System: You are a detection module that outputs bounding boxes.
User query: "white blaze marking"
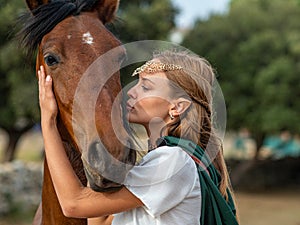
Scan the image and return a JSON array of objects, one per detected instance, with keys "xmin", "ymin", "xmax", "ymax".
[
  {"xmin": 67, "ymin": 34, "xmax": 72, "ymax": 39},
  {"xmin": 82, "ymin": 32, "xmax": 94, "ymax": 45}
]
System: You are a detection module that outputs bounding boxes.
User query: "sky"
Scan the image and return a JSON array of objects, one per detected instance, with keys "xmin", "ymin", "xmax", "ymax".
[{"xmin": 172, "ymin": 0, "xmax": 231, "ymax": 28}]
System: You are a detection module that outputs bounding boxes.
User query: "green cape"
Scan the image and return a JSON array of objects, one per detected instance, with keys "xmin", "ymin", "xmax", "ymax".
[{"xmin": 158, "ymin": 136, "xmax": 239, "ymax": 225}]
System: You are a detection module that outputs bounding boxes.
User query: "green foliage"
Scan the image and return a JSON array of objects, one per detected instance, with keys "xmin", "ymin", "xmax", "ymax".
[
  {"xmin": 182, "ymin": 0, "xmax": 300, "ymax": 145},
  {"xmin": 115, "ymin": 0, "xmax": 178, "ymax": 42},
  {"xmin": 0, "ymin": 0, "xmax": 38, "ymax": 132},
  {"xmin": 111, "ymin": 0, "xmax": 179, "ymax": 85}
]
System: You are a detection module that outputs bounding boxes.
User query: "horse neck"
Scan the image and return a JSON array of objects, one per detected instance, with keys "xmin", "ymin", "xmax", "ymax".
[
  {"xmin": 41, "ymin": 116, "xmax": 87, "ymax": 225},
  {"xmin": 56, "ymin": 115, "xmax": 87, "ymax": 184}
]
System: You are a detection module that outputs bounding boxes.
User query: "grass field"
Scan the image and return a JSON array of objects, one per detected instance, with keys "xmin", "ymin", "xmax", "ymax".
[{"xmin": 0, "ymin": 130, "xmax": 300, "ymax": 225}]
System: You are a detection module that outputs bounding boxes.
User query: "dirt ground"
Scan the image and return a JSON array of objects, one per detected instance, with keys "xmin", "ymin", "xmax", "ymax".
[{"xmin": 236, "ymin": 190, "xmax": 300, "ymax": 225}]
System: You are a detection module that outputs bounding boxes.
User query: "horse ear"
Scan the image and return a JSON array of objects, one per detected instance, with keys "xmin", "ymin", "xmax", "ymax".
[
  {"xmin": 26, "ymin": 0, "xmax": 50, "ymax": 11},
  {"xmin": 93, "ymin": 0, "xmax": 120, "ymax": 24}
]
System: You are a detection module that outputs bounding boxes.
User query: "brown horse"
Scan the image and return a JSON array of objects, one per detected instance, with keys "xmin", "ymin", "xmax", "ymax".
[{"xmin": 18, "ymin": 0, "xmax": 136, "ymax": 224}]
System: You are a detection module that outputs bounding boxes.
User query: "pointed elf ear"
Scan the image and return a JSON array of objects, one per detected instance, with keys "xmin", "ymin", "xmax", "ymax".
[
  {"xmin": 25, "ymin": 0, "xmax": 50, "ymax": 11},
  {"xmin": 93, "ymin": 0, "xmax": 120, "ymax": 24},
  {"xmin": 169, "ymin": 98, "xmax": 192, "ymax": 118}
]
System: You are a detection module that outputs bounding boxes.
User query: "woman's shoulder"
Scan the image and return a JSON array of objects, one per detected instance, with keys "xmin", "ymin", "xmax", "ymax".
[
  {"xmin": 124, "ymin": 145, "xmax": 197, "ymax": 186},
  {"xmin": 138, "ymin": 145, "xmax": 197, "ymax": 179},
  {"xmin": 141, "ymin": 145, "xmax": 192, "ymax": 165}
]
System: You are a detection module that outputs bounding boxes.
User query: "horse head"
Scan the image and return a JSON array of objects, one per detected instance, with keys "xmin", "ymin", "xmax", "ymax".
[{"xmin": 21, "ymin": 0, "xmax": 136, "ymax": 192}]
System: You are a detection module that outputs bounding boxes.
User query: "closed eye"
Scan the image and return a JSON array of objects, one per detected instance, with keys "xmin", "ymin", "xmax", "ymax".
[{"xmin": 141, "ymin": 84, "xmax": 149, "ymax": 91}]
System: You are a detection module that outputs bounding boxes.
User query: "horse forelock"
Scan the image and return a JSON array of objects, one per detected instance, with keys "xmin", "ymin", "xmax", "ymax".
[{"xmin": 18, "ymin": 0, "xmax": 97, "ymax": 59}]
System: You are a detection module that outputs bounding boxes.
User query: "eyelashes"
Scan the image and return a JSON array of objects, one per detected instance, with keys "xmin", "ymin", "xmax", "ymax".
[{"xmin": 141, "ymin": 85, "xmax": 149, "ymax": 91}]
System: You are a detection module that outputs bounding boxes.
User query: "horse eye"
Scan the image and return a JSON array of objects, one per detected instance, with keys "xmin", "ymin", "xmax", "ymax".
[{"xmin": 44, "ymin": 55, "xmax": 59, "ymax": 66}]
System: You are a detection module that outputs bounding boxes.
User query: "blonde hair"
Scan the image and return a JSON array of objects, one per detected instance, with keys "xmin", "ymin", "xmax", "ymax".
[{"xmin": 154, "ymin": 50, "xmax": 234, "ymax": 201}]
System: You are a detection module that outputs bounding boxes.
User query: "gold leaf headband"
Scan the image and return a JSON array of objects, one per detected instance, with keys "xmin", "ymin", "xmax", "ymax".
[{"xmin": 132, "ymin": 61, "xmax": 183, "ymax": 76}]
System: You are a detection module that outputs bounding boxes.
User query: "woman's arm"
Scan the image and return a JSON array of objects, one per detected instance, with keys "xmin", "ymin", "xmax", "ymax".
[
  {"xmin": 38, "ymin": 66, "xmax": 143, "ymax": 218},
  {"xmin": 87, "ymin": 182, "xmax": 114, "ymax": 225}
]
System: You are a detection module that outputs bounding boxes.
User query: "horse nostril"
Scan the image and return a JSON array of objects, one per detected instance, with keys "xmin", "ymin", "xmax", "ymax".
[
  {"xmin": 83, "ymin": 140, "xmax": 135, "ymax": 190},
  {"xmin": 83, "ymin": 153, "xmax": 123, "ymax": 192},
  {"xmin": 87, "ymin": 141, "xmax": 102, "ymax": 166}
]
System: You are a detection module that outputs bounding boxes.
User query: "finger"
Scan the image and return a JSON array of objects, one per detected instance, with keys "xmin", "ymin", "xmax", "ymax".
[
  {"xmin": 40, "ymin": 66, "xmax": 47, "ymax": 97},
  {"xmin": 40, "ymin": 65, "xmax": 45, "ymax": 76},
  {"xmin": 38, "ymin": 70, "xmax": 41, "ymax": 89},
  {"xmin": 38, "ymin": 66, "xmax": 50, "ymax": 102},
  {"xmin": 40, "ymin": 66, "xmax": 45, "ymax": 86},
  {"xmin": 38, "ymin": 70, "xmax": 44, "ymax": 101},
  {"xmin": 45, "ymin": 75, "xmax": 52, "ymax": 89},
  {"xmin": 38, "ymin": 70, "xmax": 40, "ymax": 82},
  {"xmin": 45, "ymin": 75, "xmax": 55, "ymax": 99}
]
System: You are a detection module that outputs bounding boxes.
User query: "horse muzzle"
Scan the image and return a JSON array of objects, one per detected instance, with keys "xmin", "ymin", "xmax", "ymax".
[{"xmin": 82, "ymin": 140, "xmax": 136, "ymax": 192}]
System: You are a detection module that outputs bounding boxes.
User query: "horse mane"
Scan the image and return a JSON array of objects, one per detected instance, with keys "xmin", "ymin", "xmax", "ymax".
[{"xmin": 18, "ymin": 0, "xmax": 97, "ymax": 59}]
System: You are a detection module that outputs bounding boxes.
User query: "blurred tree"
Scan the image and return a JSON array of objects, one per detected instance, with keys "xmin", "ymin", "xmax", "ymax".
[
  {"xmin": 0, "ymin": 0, "xmax": 38, "ymax": 162},
  {"xmin": 182, "ymin": 0, "xmax": 300, "ymax": 158},
  {"xmin": 109, "ymin": 0, "xmax": 179, "ymax": 85},
  {"xmin": 114, "ymin": 0, "xmax": 178, "ymax": 42}
]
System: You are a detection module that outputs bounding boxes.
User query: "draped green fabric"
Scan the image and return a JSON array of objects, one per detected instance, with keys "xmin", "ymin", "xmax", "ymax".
[{"xmin": 158, "ymin": 136, "xmax": 239, "ymax": 225}]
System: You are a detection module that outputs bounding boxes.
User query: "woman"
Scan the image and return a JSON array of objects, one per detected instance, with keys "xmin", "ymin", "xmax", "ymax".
[{"xmin": 38, "ymin": 50, "xmax": 238, "ymax": 225}]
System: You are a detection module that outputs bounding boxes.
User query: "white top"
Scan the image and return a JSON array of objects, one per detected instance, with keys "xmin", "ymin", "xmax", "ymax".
[{"xmin": 112, "ymin": 145, "xmax": 201, "ymax": 225}]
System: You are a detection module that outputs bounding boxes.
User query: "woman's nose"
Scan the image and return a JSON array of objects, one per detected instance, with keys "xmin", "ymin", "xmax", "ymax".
[{"xmin": 127, "ymin": 86, "xmax": 137, "ymax": 99}]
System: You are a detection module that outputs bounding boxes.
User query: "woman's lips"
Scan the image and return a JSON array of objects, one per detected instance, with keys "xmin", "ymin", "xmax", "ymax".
[{"xmin": 126, "ymin": 102, "xmax": 134, "ymax": 111}]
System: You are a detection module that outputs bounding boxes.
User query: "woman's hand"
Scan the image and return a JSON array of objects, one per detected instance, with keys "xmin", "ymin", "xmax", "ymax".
[{"xmin": 38, "ymin": 66, "xmax": 58, "ymax": 126}]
